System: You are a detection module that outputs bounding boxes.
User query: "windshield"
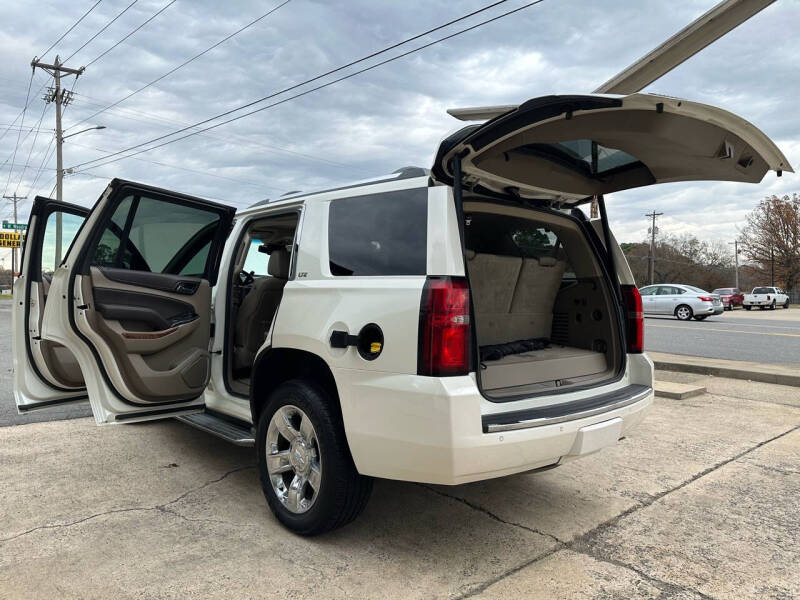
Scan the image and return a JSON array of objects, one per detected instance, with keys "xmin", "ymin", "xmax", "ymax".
[{"xmin": 712, "ymin": 288, "xmax": 733, "ymax": 295}]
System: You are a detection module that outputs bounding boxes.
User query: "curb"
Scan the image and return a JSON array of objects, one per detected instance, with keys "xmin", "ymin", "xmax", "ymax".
[{"xmin": 650, "ymin": 353, "xmax": 800, "ymax": 388}]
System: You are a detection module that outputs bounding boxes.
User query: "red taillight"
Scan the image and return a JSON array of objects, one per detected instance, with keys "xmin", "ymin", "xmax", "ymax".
[
  {"xmin": 697, "ymin": 295, "xmax": 713, "ymax": 302},
  {"xmin": 621, "ymin": 285, "xmax": 643, "ymax": 354},
  {"xmin": 418, "ymin": 277, "xmax": 471, "ymax": 376},
  {"xmin": 767, "ymin": 295, "xmax": 771, "ymax": 300}
]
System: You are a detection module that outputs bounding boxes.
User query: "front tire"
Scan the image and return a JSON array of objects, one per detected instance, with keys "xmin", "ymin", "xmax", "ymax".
[
  {"xmin": 694, "ymin": 315, "xmax": 708, "ymax": 320},
  {"xmin": 675, "ymin": 305, "xmax": 693, "ymax": 321},
  {"xmin": 256, "ymin": 379, "xmax": 373, "ymax": 535}
]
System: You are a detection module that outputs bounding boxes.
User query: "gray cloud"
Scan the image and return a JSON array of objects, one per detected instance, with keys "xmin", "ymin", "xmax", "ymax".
[{"xmin": 0, "ymin": 0, "xmax": 797, "ymax": 268}]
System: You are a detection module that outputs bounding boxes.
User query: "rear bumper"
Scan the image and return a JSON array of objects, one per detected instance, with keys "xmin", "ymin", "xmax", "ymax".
[{"xmin": 334, "ymin": 355, "xmax": 654, "ymax": 485}]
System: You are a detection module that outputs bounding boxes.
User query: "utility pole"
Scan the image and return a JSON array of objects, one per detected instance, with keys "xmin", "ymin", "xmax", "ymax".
[
  {"xmin": 2, "ymin": 193, "xmax": 27, "ymax": 285},
  {"xmin": 645, "ymin": 210, "xmax": 663, "ymax": 285},
  {"xmin": 31, "ymin": 55, "xmax": 84, "ymax": 264},
  {"xmin": 728, "ymin": 240, "xmax": 741, "ymax": 289},
  {"xmin": 770, "ymin": 247, "xmax": 775, "ymax": 286}
]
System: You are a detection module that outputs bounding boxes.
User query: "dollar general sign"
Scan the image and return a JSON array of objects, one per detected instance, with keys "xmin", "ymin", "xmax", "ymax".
[{"xmin": 0, "ymin": 231, "xmax": 24, "ymax": 248}]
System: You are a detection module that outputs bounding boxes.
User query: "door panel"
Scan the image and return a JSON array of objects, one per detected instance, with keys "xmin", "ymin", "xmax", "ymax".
[
  {"xmin": 39, "ymin": 179, "xmax": 235, "ymax": 423},
  {"xmin": 13, "ymin": 197, "xmax": 89, "ymax": 411},
  {"xmin": 77, "ymin": 267, "xmax": 211, "ymax": 403}
]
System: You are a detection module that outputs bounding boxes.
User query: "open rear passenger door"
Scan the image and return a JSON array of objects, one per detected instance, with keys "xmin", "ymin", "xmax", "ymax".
[
  {"xmin": 13, "ymin": 197, "xmax": 89, "ymax": 411},
  {"xmin": 39, "ymin": 179, "xmax": 235, "ymax": 424}
]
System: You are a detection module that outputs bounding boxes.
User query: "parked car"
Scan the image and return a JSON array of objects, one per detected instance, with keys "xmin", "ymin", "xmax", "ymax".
[
  {"xmin": 639, "ymin": 284, "xmax": 724, "ymax": 320},
  {"xmin": 13, "ymin": 93, "xmax": 791, "ymax": 534},
  {"xmin": 711, "ymin": 287, "xmax": 744, "ymax": 310},
  {"xmin": 743, "ymin": 286, "xmax": 790, "ymax": 310}
]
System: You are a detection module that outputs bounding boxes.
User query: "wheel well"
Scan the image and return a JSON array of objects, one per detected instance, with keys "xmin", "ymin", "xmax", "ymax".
[{"xmin": 250, "ymin": 348, "xmax": 340, "ymax": 423}]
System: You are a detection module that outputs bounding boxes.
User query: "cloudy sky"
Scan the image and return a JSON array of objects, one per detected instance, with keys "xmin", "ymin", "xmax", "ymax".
[{"xmin": 0, "ymin": 0, "xmax": 798, "ymax": 268}]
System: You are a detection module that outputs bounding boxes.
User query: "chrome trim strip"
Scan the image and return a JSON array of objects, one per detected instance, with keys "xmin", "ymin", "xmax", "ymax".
[{"xmin": 485, "ymin": 387, "xmax": 652, "ymax": 433}]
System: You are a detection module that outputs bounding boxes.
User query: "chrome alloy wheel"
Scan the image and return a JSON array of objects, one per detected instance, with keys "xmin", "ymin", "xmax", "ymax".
[
  {"xmin": 676, "ymin": 305, "xmax": 692, "ymax": 320},
  {"xmin": 266, "ymin": 405, "xmax": 322, "ymax": 514}
]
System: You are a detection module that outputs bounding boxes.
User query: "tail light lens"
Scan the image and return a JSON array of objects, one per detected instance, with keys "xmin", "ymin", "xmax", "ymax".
[
  {"xmin": 621, "ymin": 285, "xmax": 643, "ymax": 354},
  {"xmin": 418, "ymin": 277, "xmax": 470, "ymax": 376},
  {"xmin": 697, "ymin": 295, "xmax": 713, "ymax": 302}
]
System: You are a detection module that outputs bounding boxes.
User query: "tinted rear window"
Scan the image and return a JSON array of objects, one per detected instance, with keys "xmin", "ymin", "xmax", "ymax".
[
  {"xmin": 328, "ymin": 188, "xmax": 427, "ymax": 276},
  {"xmin": 752, "ymin": 287, "xmax": 773, "ymax": 294}
]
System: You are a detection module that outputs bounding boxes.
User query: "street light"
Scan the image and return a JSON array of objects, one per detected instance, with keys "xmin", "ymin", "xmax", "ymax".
[
  {"xmin": 62, "ymin": 125, "xmax": 106, "ymax": 141},
  {"xmin": 54, "ymin": 124, "xmax": 105, "ymax": 266}
]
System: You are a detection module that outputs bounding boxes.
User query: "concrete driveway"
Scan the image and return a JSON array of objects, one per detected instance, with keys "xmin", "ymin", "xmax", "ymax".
[{"xmin": 1, "ymin": 371, "xmax": 798, "ymax": 599}]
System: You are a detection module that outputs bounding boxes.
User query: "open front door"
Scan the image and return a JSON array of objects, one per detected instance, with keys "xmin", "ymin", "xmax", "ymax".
[
  {"xmin": 13, "ymin": 197, "xmax": 90, "ymax": 411},
  {"xmin": 40, "ymin": 179, "xmax": 235, "ymax": 424},
  {"xmin": 433, "ymin": 93, "xmax": 792, "ymax": 202}
]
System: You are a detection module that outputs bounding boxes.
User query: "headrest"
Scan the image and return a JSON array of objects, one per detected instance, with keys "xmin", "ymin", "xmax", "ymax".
[
  {"xmin": 537, "ymin": 256, "xmax": 558, "ymax": 267},
  {"xmin": 268, "ymin": 248, "xmax": 290, "ymax": 279},
  {"xmin": 465, "ymin": 249, "xmax": 477, "ymax": 260}
]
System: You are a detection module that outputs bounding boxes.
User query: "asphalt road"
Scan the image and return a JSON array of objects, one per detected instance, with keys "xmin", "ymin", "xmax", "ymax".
[
  {"xmin": 0, "ymin": 300, "xmax": 91, "ymax": 427},
  {"xmin": 645, "ymin": 307, "xmax": 800, "ymax": 365}
]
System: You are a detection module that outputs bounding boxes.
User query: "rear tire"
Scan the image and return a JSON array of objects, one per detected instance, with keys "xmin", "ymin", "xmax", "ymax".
[
  {"xmin": 256, "ymin": 379, "xmax": 373, "ymax": 536},
  {"xmin": 770, "ymin": 300, "xmax": 776, "ymax": 310},
  {"xmin": 675, "ymin": 305, "xmax": 693, "ymax": 321},
  {"xmin": 744, "ymin": 305, "xmax": 752, "ymax": 310},
  {"xmin": 784, "ymin": 300, "xmax": 790, "ymax": 309}
]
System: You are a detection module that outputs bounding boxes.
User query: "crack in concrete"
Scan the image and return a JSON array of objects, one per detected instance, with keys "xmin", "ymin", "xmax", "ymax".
[
  {"xmin": 746, "ymin": 462, "xmax": 800, "ymax": 477},
  {"xmin": 418, "ymin": 483, "xmax": 564, "ymax": 544},
  {"xmin": 453, "ymin": 424, "xmax": 800, "ymax": 599},
  {"xmin": 1, "ymin": 465, "xmax": 255, "ymax": 544}
]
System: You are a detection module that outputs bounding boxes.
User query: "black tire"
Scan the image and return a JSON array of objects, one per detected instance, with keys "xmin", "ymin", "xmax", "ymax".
[
  {"xmin": 770, "ymin": 300, "xmax": 776, "ymax": 310},
  {"xmin": 744, "ymin": 305, "xmax": 752, "ymax": 310},
  {"xmin": 256, "ymin": 379, "xmax": 373, "ymax": 536},
  {"xmin": 675, "ymin": 304, "xmax": 693, "ymax": 321},
  {"xmin": 784, "ymin": 300, "xmax": 790, "ymax": 309},
  {"xmin": 694, "ymin": 315, "xmax": 708, "ymax": 320},
  {"xmin": 759, "ymin": 305, "xmax": 765, "ymax": 310}
]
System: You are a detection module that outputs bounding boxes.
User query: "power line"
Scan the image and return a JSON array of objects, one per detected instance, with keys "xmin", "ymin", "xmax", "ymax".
[
  {"xmin": 67, "ymin": 92, "xmax": 370, "ymax": 172},
  {"xmin": 13, "ymin": 101, "xmax": 51, "ymax": 195},
  {"xmin": 68, "ymin": 0, "xmax": 294, "ymax": 131},
  {"xmin": 65, "ymin": 0, "xmax": 139, "ymax": 63},
  {"xmin": 72, "ymin": 0, "xmax": 545, "ymax": 172},
  {"xmin": 26, "ymin": 134, "xmax": 57, "ymax": 198},
  {"xmin": 83, "ymin": 0, "xmax": 177, "ymax": 67},
  {"xmin": 67, "ymin": 139, "xmax": 283, "ymax": 191},
  {"xmin": 38, "ymin": 0, "xmax": 104, "ymax": 60},
  {"xmin": 2, "ymin": 72, "xmax": 34, "ymax": 198}
]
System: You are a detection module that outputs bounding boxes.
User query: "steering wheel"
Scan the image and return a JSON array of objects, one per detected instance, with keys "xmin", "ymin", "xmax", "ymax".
[{"xmin": 239, "ymin": 270, "xmax": 255, "ymax": 286}]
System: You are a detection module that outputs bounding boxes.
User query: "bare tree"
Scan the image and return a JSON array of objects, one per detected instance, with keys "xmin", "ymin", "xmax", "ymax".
[{"xmin": 740, "ymin": 194, "xmax": 800, "ymax": 291}]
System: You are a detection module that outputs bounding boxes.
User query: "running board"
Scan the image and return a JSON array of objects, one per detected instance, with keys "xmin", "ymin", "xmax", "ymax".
[{"xmin": 176, "ymin": 411, "xmax": 255, "ymax": 446}]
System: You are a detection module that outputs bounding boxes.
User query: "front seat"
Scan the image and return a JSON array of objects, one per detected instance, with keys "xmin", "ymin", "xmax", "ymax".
[{"xmin": 233, "ymin": 248, "xmax": 290, "ymax": 371}]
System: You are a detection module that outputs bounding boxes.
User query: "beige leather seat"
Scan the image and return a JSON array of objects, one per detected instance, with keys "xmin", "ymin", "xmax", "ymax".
[
  {"xmin": 509, "ymin": 256, "xmax": 566, "ymax": 339},
  {"xmin": 233, "ymin": 248, "xmax": 290, "ymax": 371},
  {"xmin": 467, "ymin": 251, "xmax": 522, "ymax": 345}
]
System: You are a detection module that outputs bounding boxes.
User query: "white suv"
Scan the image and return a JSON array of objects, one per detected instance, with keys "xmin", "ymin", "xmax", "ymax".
[{"xmin": 13, "ymin": 93, "xmax": 791, "ymax": 534}]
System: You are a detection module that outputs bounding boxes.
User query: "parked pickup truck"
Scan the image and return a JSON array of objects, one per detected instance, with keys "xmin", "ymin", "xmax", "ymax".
[{"xmin": 743, "ymin": 287, "xmax": 790, "ymax": 310}]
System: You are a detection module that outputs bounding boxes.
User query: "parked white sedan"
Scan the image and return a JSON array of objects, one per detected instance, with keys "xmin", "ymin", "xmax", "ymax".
[{"xmin": 639, "ymin": 284, "xmax": 723, "ymax": 321}]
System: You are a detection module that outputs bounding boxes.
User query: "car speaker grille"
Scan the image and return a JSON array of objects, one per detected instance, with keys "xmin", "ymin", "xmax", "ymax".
[{"xmin": 551, "ymin": 312, "xmax": 569, "ymax": 344}]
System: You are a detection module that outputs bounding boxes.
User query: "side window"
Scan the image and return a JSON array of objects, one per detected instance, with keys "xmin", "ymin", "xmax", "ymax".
[
  {"xmin": 639, "ymin": 286, "xmax": 656, "ymax": 296},
  {"xmin": 328, "ymin": 189, "xmax": 427, "ymax": 276},
  {"xmin": 89, "ymin": 194, "xmax": 222, "ymax": 277},
  {"xmin": 242, "ymin": 238, "xmax": 271, "ymax": 278},
  {"xmin": 40, "ymin": 210, "xmax": 86, "ymax": 276}
]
